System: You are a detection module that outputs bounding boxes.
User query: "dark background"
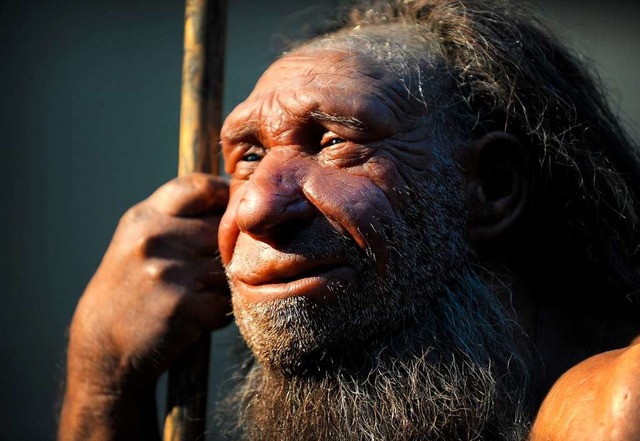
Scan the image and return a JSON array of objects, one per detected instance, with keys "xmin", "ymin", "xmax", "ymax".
[{"xmin": 1, "ymin": 0, "xmax": 638, "ymax": 439}]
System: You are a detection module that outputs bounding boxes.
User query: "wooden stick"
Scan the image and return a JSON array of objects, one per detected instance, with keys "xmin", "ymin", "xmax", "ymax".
[{"xmin": 164, "ymin": 0, "xmax": 227, "ymax": 440}]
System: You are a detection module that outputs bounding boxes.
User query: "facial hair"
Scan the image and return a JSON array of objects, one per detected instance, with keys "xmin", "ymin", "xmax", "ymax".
[{"xmin": 221, "ymin": 157, "xmax": 535, "ymax": 440}]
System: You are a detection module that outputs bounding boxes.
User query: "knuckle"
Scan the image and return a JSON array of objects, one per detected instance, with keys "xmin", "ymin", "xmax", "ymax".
[
  {"xmin": 118, "ymin": 205, "xmax": 158, "ymax": 241},
  {"xmin": 116, "ymin": 207, "xmax": 170, "ymax": 259},
  {"xmin": 121, "ymin": 204, "xmax": 146, "ymax": 225},
  {"xmin": 143, "ymin": 260, "xmax": 175, "ymax": 283},
  {"xmin": 162, "ymin": 176, "xmax": 185, "ymax": 194},
  {"xmin": 132, "ymin": 233, "xmax": 163, "ymax": 259}
]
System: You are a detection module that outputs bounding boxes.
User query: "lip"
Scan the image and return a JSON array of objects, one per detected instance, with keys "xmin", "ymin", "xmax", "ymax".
[{"xmin": 234, "ymin": 265, "xmax": 355, "ymax": 304}]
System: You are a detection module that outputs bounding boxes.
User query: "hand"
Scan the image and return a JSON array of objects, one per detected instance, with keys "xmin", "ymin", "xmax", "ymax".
[{"xmin": 59, "ymin": 173, "xmax": 231, "ymax": 440}]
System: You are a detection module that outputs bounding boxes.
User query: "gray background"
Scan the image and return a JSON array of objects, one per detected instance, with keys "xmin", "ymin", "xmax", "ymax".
[{"xmin": 1, "ymin": 0, "xmax": 639, "ymax": 439}]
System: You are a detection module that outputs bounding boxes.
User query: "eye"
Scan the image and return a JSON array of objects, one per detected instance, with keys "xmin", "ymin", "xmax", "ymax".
[
  {"xmin": 242, "ymin": 153, "xmax": 262, "ymax": 162},
  {"xmin": 240, "ymin": 146, "xmax": 265, "ymax": 162},
  {"xmin": 320, "ymin": 134, "xmax": 346, "ymax": 148}
]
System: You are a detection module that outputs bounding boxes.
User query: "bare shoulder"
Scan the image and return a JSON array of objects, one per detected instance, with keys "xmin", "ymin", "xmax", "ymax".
[{"xmin": 530, "ymin": 339, "xmax": 640, "ymax": 441}]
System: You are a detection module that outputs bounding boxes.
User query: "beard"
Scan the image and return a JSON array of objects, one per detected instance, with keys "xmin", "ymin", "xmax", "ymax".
[{"xmin": 221, "ymin": 158, "xmax": 536, "ymax": 440}]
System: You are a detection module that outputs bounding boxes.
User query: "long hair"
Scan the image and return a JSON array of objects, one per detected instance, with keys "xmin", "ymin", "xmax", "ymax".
[{"xmin": 306, "ymin": 0, "xmax": 640, "ymax": 303}]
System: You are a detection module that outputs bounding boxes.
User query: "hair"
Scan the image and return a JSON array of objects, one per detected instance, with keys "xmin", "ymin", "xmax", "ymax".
[
  {"xmin": 216, "ymin": 5, "xmax": 640, "ymax": 438},
  {"xmin": 293, "ymin": 0, "xmax": 640, "ymax": 305},
  {"xmin": 221, "ymin": 270, "xmax": 534, "ymax": 441}
]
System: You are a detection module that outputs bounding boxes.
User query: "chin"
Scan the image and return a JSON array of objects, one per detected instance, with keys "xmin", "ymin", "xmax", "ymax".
[
  {"xmin": 220, "ymin": 268, "xmax": 536, "ymax": 441},
  {"xmin": 231, "ymin": 278, "xmax": 409, "ymax": 375}
]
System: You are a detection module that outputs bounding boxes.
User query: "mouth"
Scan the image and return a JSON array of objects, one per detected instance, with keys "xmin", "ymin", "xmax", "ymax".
[{"xmin": 234, "ymin": 262, "xmax": 355, "ymax": 304}]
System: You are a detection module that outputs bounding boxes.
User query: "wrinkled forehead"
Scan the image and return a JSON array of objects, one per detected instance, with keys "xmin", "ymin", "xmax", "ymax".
[
  {"xmin": 253, "ymin": 49, "xmax": 399, "ymax": 91},
  {"xmin": 221, "ymin": 47, "xmax": 448, "ymax": 142}
]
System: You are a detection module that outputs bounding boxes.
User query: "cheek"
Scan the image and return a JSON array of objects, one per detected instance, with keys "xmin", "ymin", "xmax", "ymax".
[
  {"xmin": 218, "ymin": 185, "xmax": 245, "ymax": 266},
  {"xmin": 303, "ymin": 167, "xmax": 401, "ymax": 274}
]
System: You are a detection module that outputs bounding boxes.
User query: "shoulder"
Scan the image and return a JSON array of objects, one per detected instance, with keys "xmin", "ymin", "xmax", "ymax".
[{"xmin": 530, "ymin": 340, "xmax": 640, "ymax": 441}]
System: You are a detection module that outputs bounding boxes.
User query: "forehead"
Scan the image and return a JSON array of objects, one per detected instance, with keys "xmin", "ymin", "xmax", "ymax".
[
  {"xmin": 221, "ymin": 48, "xmax": 432, "ymax": 144},
  {"xmin": 254, "ymin": 49, "xmax": 395, "ymax": 91}
]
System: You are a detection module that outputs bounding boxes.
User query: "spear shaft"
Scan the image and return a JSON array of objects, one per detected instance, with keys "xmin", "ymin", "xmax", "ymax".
[{"xmin": 164, "ymin": 1, "xmax": 227, "ymax": 439}]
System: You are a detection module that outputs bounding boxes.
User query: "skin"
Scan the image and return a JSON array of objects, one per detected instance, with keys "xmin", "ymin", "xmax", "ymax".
[
  {"xmin": 58, "ymin": 47, "xmax": 640, "ymax": 440},
  {"xmin": 60, "ymin": 47, "xmax": 442, "ymax": 440},
  {"xmin": 59, "ymin": 174, "xmax": 232, "ymax": 440},
  {"xmin": 218, "ymin": 48, "xmax": 464, "ymax": 371},
  {"xmin": 530, "ymin": 340, "xmax": 640, "ymax": 441}
]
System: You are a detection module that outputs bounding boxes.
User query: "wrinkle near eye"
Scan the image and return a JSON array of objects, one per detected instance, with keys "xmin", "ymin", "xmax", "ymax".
[{"xmin": 320, "ymin": 142, "xmax": 375, "ymax": 168}]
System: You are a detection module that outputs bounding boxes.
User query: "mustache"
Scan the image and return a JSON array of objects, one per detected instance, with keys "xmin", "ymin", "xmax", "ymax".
[{"xmin": 225, "ymin": 223, "xmax": 373, "ymax": 278}]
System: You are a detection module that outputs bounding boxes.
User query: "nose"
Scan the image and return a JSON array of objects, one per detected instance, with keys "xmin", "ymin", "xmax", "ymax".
[{"xmin": 235, "ymin": 150, "xmax": 315, "ymax": 243}]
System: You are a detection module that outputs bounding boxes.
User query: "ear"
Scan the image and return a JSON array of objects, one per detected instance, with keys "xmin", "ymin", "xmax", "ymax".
[{"xmin": 465, "ymin": 131, "xmax": 528, "ymax": 241}]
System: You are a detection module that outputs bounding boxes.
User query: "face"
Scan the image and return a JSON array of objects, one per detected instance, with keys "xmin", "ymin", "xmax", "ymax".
[{"xmin": 218, "ymin": 48, "xmax": 470, "ymax": 372}]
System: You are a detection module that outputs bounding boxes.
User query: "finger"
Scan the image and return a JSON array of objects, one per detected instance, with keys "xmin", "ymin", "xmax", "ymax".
[
  {"xmin": 159, "ymin": 278, "xmax": 232, "ymax": 333},
  {"xmin": 147, "ymin": 173, "xmax": 229, "ymax": 217},
  {"xmin": 168, "ymin": 258, "xmax": 231, "ymax": 330},
  {"xmin": 136, "ymin": 215, "xmax": 223, "ymax": 258},
  {"xmin": 141, "ymin": 257, "xmax": 227, "ymax": 293},
  {"xmin": 185, "ymin": 290, "xmax": 233, "ymax": 330}
]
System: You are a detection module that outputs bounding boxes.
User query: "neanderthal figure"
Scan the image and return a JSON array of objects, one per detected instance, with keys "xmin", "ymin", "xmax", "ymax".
[{"xmin": 59, "ymin": 1, "xmax": 640, "ymax": 440}]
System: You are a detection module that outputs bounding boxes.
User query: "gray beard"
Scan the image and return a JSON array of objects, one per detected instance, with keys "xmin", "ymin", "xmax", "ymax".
[
  {"xmin": 220, "ymin": 272, "xmax": 535, "ymax": 441},
  {"xmin": 222, "ymin": 158, "xmax": 536, "ymax": 440}
]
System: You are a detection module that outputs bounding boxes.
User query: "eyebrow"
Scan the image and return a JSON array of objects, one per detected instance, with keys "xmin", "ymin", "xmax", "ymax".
[
  {"xmin": 221, "ymin": 121, "xmax": 260, "ymax": 144},
  {"xmin": 309, "ymin": 110, "xmax": 368, "ymax": 132},
  {"xmin": 222, "ymin": 110, "xmax": 369, "ymax": 144}
]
